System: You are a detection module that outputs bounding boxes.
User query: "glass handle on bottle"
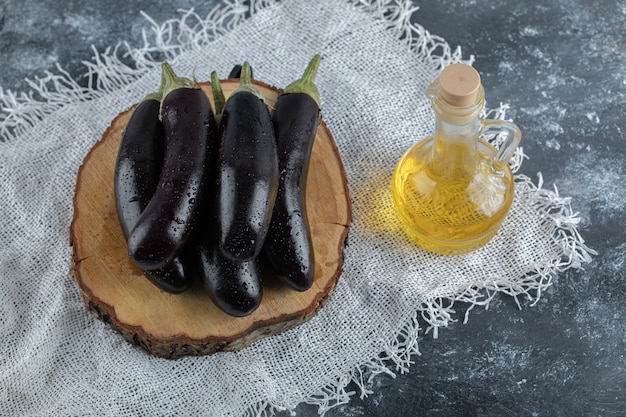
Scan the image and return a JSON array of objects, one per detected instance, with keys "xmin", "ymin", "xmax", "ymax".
[{"xmin": 480, "ymin": 119, "xmax": 522, "ymax": 170}]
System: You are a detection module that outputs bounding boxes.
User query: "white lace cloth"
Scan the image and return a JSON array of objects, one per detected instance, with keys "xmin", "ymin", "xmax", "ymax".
[{"xmin": 0, "ymin": 1, "xmax": 594, "ymax": 416}]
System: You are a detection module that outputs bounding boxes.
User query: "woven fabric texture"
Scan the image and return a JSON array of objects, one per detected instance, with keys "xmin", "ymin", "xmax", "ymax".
[{"xmin": 0, "ymin": 1, "xmax": 593, "ymax": 416}]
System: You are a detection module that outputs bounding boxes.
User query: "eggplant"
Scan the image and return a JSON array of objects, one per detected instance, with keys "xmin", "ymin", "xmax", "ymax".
[
  {"xmin": 114, "ymin": 89, "xmax": 194, "ymax": 293},
  {"xmin": 196, "ymin": 240, "xmax": 262, "ymax": 317},
  {"xmin": 115, "ymin": 96, "xmax": 164, "ymax": 239},
  {"xmin": 128, "ymin": 62, "xmax": 217, "ymax": 270},
  {"xmin": 215, "ymin": 62, "xmax": 278, "ymax": 261},
  {"xmin": 262, "ymin": 55, "xmax": 322, "ymax": 291},
  {"xmin": 192, "ymin": 72, "xmax": 262, "ymax": 317}
]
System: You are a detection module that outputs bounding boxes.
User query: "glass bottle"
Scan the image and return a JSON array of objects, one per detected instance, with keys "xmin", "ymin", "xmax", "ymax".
[{"xmin": 391, "ymin": 63, "xmax": 522, "ymax": 256}]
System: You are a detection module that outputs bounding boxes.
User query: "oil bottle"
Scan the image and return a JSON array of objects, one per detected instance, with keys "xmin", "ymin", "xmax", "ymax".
[{"xmin": 391, "ymin": 63, "xmax": 522, "ymax": 255}]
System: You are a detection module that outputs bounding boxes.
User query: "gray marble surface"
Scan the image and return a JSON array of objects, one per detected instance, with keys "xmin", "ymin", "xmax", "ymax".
[{"xmin": 1, "ymin": 0, "xmax": 625, "ymax": 416}]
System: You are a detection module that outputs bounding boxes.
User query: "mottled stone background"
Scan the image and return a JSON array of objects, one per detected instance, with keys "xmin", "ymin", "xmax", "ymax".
[{"xmin": 1, "ymin": 1, "xmax": 624, "ymax": 416}]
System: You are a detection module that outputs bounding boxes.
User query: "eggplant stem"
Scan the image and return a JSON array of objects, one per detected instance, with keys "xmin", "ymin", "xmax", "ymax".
[
  {"xmin": 161, "ymin": 62, "xmax": 194, "ymax": 100},
  {"xmin": 231, "ymin": 61, "xmax": 264, "ymax": 101},
  {"xmin": 284, "ymin": 54, "xmax": 321, "ymax": 107},
  {"xmin": 211, "ymin": 71, "xmax": 225, "ymax": 124},
  {"xmin": 143, "ymin": 67, "xmax": 167, "ymax": 101}
]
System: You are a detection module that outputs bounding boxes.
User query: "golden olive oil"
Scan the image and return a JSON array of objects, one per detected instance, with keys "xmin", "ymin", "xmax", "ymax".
[
  {"xmin": 391, "ymin": 135, "xmax": 514, "ymax": 255},
  {"xmin": 391, "ymin": 63, "xmax": 521, "ymax": 255}
]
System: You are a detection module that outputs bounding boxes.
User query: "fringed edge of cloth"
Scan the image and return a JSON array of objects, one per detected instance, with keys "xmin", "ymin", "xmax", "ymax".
[{"xmin": 0, "ymin": 0, "xmax": 465, "ymax": 142}]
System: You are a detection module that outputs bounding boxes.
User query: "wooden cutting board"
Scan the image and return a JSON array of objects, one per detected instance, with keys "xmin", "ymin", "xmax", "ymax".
[{"xmin": 70, "ymin": 79, "xmax": 352, "ymax": 359}]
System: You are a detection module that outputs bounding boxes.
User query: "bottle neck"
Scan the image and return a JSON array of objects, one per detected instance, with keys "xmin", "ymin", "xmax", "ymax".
[
  {"xmin": 425, "ymin": 82, "xmax": 485, "ymax": 179},
  {"xmin": 429, "ymin": 107, "xmax": 482, "ymax": 179}
]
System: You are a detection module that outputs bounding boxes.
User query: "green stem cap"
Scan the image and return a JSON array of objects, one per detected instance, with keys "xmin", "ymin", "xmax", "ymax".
[
  {"xmin": 231, "ymin": 61, "xmax": 264, "ymax": 101},
  {"xmin": 211, "ymin": 70, "xmax": 225, "ymax": 124},
  {"xmin": 161, "ymin": 62, "xmax": 194, "ymax": 100},
  {"xmin": 284, "ymin": 54, "xmax": 321, "ymax": 107},
  {"xmin": 143, "ymin": 68, "xmax": 167, "ymax": 102}
]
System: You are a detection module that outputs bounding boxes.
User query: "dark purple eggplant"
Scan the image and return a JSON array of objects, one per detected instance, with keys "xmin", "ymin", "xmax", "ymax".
[
  {"xmin": 215, "ymin": 62, "xmax": 278, "ymax": 262},
  {"xmin": 196, "ymin": 240, "xmax": 262, "ymax": 317},
  {"xmin": 193, "ymin": 73, "xmax": 262, "ymax": 317},
  {"xmin": 114, "ymin": 87, "xmax": 193, "ymax": 293},
  {"xmin": 115, "ymin": 96, "xmax": 164, "ymax": 239},
  {"xmin": 128, "ymin": 62, "xmax": 218, "ymax": 270},
  {"xmin": 263, "ymin": 54, "xmax": 321, "ymax": 292}
]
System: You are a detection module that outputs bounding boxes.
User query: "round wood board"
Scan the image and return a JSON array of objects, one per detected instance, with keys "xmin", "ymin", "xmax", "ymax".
[{"xmin": 70, "ymin": 79, "xmax": 352, "ymax": 359}]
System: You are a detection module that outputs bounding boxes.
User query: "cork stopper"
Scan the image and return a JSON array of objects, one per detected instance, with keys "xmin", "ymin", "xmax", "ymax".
[{"xmin": 439, "ymin": 63, "xmax": 481, "ymax": 107}]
